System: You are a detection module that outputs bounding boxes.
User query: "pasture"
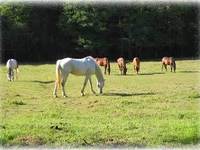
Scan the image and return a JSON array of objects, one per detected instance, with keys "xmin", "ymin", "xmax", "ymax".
[{"xmin": 0, "ymin": 59, "xmax": 200, "ymax": 147}]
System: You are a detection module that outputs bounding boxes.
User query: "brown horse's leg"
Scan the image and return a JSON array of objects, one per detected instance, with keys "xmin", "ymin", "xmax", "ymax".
[
  {"xmin": 165, "ymin": 64, "xmax": 167, "ymax": 71},
  {"xmin": 104, "ymin": 65, "xmax": 107, "ymax": 75},
  {"xmin": 122, "ymin": 65, "xmax": 125, "ymax": 75},
  {"xmin": 136, "ymin": 67, "xmax": 139, "ymax": 74},
  {"xmin": 170, "ymin": 65, "xmax": 172, "ymax": 72},
  {"xmin": 173, "ymin": 62, "xmax": 176, "ymax": 72},
  {"xmin": 108, "ymin": 62, "xmax": 110, "ymax": 75}
]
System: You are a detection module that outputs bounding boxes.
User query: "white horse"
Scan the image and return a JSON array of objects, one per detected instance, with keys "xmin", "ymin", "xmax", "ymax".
[
  {"xmin": 53, "ymin": 56, "xmax": 105, "ymax": 97},
  {"xmin": 6, "ymin": 59, "xmax": 19, "ymax": 81}
]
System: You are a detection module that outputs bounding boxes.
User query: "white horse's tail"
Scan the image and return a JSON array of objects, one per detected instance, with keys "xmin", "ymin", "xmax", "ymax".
[{"xmin": 56, "ymin": 61, "xmax": 62, "ymax": 89}]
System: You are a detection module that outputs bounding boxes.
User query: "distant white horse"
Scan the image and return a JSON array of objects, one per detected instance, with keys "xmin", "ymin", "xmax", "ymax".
[
  {"xmin": 53, "ymin": 56, "xmax": 105, "ymax": 97},
  {"xmin": 6, "ymin": 59, "xmax": 19, "ymax": 81}
]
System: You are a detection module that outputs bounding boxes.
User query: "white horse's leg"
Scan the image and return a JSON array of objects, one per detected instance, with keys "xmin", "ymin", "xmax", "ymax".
[
  {"xmin": 61, "ymin": 75, "xmax": 68, "ymax": 97},
  {"xmin": 11, "ymin": 70, "xmax": 14, "ymax": 81},
  {"xmin": 81, "ymin": 76, "xmax": 89, "ymax": 96},
  {"xmin": 89, "ymin": 77, "xmax": 96, "ymax": 94},
  {"xmin": 53, "ymin": 81, "xmax": 58, "ymax": 98},
  {"xmin": 7, "ymin": 69, "xmax": 11, "ymax": 81}
]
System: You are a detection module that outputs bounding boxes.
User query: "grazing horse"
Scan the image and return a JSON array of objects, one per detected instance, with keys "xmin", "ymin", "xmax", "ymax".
[
  {"xmin": 6, "ymin": 59, "xmax": 19, "ymax": 81},
  {"xmin": 53, "ymin": 56, "xmax": 105, "ymax": 97},
  {"xmin": 95, "ymin": 57, "xmax": 111, "ymax": 75},
  {"xmin": 161, "ymin": 57, "xmax": 176, "ymax": 72},
  {"xmin": 117, "ymin": 57, "xmax": 127, "ymax": 75},
  {"xmin": 133, "ymin": 57, "xmax": 140, "ymax": 74}
]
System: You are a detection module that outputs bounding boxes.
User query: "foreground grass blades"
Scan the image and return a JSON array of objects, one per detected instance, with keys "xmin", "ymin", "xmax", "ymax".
[{"xmin": 0, "ymin": 60, "xmax": 200, "ymax": 147}]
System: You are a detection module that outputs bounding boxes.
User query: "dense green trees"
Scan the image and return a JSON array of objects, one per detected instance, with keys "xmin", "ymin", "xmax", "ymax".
[{"xmin": 0, "ymin": 3, "xmax": 198, "ymax": 62}]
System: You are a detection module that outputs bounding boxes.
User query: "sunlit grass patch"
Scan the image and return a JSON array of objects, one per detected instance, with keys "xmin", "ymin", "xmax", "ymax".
[{"xmin": 0, "ymin": 59, "xmax": 199, "ymax": 147}]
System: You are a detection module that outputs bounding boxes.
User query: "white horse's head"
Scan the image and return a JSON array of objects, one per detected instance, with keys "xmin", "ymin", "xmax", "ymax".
[{"xmin": 97, "ymin": 79, "xmax": 105, "ymax": 94}]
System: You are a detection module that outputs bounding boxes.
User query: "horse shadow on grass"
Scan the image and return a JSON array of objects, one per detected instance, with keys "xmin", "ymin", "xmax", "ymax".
[
  {"xmin": 113, "ymin": 72, "xmax": 164, "ymax": 76},
  {"xmin": 103, "ymin": 92, "xmax": 155, "ymax": 97},
  {"xmin": 139, "ymin": 72, "xmax": 164, "ymax": 75},
  {"xmin": 19, "ymin": 80, "xmax": 54, "ymax": 84},
  {"xmin": 112, "ymin": 74, "xmax": 133, "ymax": 76},
  {"xmin": 178, "ymin": 70, "xmax": 200, "ymax": 73},
  {"xmin": 31, "ymin": 80, "xmax": 54, "ymax": 84},
  {"xmin": 163, "ymin": 134, "xmax": 200, "ymax": 145}
]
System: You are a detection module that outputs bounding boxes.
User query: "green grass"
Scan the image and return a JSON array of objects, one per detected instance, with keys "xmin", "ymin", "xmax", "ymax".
[{"xmin": 0, "ymin": 59, "xmax": 200, "ymax": 147}]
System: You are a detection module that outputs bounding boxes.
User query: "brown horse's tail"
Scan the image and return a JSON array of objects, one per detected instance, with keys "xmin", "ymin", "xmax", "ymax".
[
  {"xmin": 55, "ymin": 61, "xmax": 62, "ymax": 89},
  {"xmin": 136, "ymin": 60, "xmax": 140, "ymax": 73}
]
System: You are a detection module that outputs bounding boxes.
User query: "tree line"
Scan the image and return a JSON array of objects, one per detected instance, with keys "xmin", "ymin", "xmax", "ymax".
[{"xmin": 0, "ymin": 3, "xmax": 199, "ymax": 62}]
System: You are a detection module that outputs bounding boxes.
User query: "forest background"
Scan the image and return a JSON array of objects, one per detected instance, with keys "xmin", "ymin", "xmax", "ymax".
[{"xmin": 0, "ymin": 3, "xmax": 199, "ymax": 62}]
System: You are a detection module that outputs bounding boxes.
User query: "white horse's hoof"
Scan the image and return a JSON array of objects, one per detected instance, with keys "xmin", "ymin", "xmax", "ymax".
[
  {"xmin": 81, "ymin": 93, "xmax": 85, "ymax": 96},
  {"xmin": 53, "ymin": 95, "xmax": 58, "ymax": 98}
]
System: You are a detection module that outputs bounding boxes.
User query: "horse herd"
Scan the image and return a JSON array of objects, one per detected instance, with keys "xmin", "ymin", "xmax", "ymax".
[
  {"xmin": 6, "ymin": 56, "xmax": 176, "ymax": 97},
  {"xmin": 96, "ymin": 56, "xmax": 176, "ymax": 75}
]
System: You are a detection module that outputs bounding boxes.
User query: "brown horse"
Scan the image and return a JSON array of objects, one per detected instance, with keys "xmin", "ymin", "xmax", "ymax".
[
  {"xmin": 117, "ymin": 57, "xmax": 127, "ymax": 75},
  {"xmin": 96, "ymin": 57, "xmax": 111, "ymax": 75},
  {"xmin": 133, "ymin": 57, "xmax": 140, "ymax": 74},
  {"xmin": 161, "ymin": 57, "xmax": 176, "ymax": 72}
]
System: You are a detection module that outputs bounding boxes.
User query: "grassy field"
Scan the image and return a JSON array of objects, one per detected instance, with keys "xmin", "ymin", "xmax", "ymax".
[{"xmin": 0, "ymin": 59, "xmax": 200, "ymax": 147}]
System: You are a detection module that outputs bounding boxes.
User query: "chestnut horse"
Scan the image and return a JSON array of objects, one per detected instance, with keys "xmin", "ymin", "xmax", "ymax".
[
  {"xmin": 161, "ymin": 57, "xmax": 176, "ymax": 72},
  {"xmin": 117, "ymin": 57, "xmax": 127, "ymax": 75},
  {"xmin": 133, "ymin": 57, "xmax": 140, "ymax": 74},
  {"xmin": 96, "ymin": 57, "xmax": 111, "ymax": 75}
]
